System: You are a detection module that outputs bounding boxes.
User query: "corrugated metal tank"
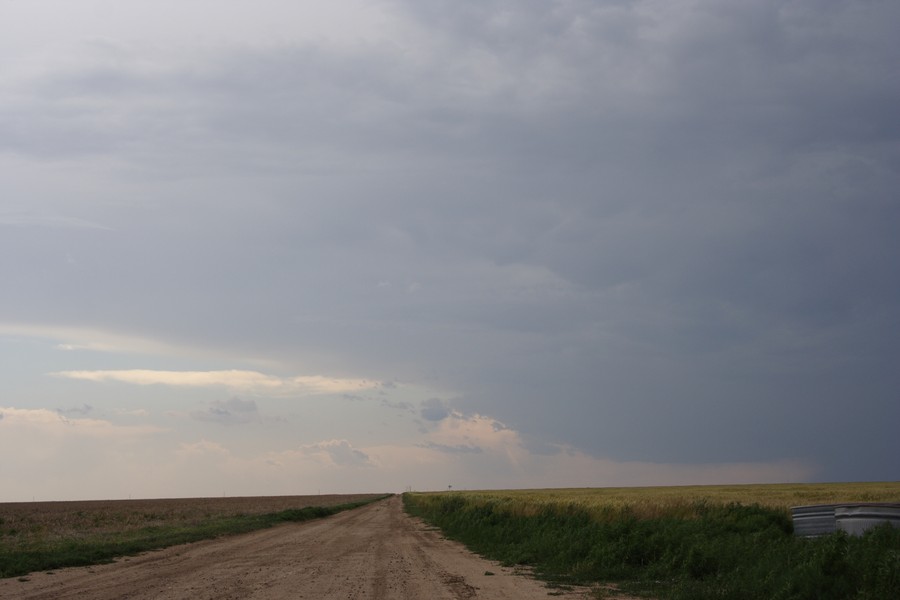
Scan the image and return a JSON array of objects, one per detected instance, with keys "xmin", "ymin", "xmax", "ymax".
[
  {"xmin": 792, "ymin": 503, "xmax": 900, "ymax": 537},
  {"xmin": 791, "ymin": 504, "xmax": 836, "ymax": 537},
  {"xmin": 835, "ymin": 503, "xmax": 900, "ymax": 536}
]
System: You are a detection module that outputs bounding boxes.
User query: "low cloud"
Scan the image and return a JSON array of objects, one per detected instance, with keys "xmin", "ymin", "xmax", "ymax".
[
  {"xmin": 297, "ymin": 439, "xmax": 374, "ymax": 468},
  {"xmin": 114, "ymin": 408, "xmax": 151, "ymax": 417},
  {"xmin": 177, "ymin": 439, "xmax": 230, "ymax": 457},
  {"xmin": 0, "ymin": 323, "xmax": 184, "ymax": 357},
  {"xmin": 190, "ymin": 397, "xmax": 260, "ymax": 425},
  {"xmin": 429, "ymin": 412, "xmax": 520, "ymax": 452},
  {"xmin": 51, "ymin": 369, "xmax": 377, "ymax": 396},
  {"xmin": 55, "ymin": 343, "xmax": 118, "ymax": 352},
  {"xmin": 373, "ymin": 412, "xmax": 819, "ymax": 491},
  {"xmin": 0, "ymin": 404, "xmax": 817, "ymax": 501},
  {"xmin": 381, "ymin": 399, "xmax": 414, "ymax": 413},
  {"xmin": 419, "ymin": 441, "xmax": 483, "ymax": 455},
  {"xmin": 420, "ymin": 398, "xmax": 450, "ymax": 422},
  {"xmin": 0, "ymin": 406, "xmax": 165, "ymax": 438},
  {"xmin": 57, "ymin": 403, "xmax": 93, "ymax": 417}
]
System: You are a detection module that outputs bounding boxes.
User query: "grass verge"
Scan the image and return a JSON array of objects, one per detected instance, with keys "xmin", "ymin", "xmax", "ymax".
[
  {"xmin": 403, "ymin": 491, "xmax": 900, "ymax": 600},
  {"xmin": 1, "ymin": 495, "xmax": 390, "ymax": 578}
]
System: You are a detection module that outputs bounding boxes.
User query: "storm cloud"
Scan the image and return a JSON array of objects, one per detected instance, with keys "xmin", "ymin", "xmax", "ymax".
[{"xmin": 1, "ymin": 0, "xmax": 898, "ymax": 499}]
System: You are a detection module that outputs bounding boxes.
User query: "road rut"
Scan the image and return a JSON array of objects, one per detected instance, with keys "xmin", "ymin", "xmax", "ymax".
[{"xmin": 0, "ymin": 495, "xmax": 595, "ymax": 599}]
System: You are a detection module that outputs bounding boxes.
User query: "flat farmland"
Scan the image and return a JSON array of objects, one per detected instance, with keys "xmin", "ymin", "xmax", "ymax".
[
  {"xmin": 421, "ymin": 481, "xmax": 900, "ymax": 519},
  {"xmin": 1, "ymin": 493, "xmax": 388, "ymax": 580},
  {"xmin": 0, "ymin": 495, "xmax": 594, "ymax": 600},
  {"xmin": 3, "ymin": 483, "xmax": 899, "ymax": 599},
  {"xmin": 1, "ymin": 493, "xmax": 384, "ymax": 546}
]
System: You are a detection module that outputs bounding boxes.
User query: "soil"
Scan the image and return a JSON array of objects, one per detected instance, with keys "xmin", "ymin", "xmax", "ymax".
[{"xmin": 0, "ymin": 495, "xmax": 605, "ymax": 599}]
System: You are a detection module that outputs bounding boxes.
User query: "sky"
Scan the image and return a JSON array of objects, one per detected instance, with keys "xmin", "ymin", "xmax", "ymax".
[{"xmin": 1, "ymin": 0, "xmax": 898, "ymax": 502}]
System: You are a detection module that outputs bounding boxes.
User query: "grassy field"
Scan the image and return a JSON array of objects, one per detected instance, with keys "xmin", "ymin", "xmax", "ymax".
[
  {"xmin": 0, "ymin": 493, "xmax": 389, "ymax": 578},
  {"xmin": 404, "ymin": 482, "xmax": 900, "ymax": 600}
]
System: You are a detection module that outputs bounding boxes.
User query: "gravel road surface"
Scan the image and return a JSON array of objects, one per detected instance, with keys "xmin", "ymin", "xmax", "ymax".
[{"xmin": 1, "ymin": 495, "xmax": 597, "ymax": 599}]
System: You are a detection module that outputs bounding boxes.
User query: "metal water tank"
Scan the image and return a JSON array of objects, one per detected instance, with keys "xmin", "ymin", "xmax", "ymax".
[
  {"xmin": 835, "ymin": 503, "xmax": 900, "ymax": 536},
  {"xmin": 791, "ymin": 504, "xmax": 836, "ymax": 537}
]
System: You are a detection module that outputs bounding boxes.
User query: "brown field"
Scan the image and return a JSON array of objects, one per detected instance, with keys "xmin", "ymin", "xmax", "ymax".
[{"xmin": 0, "ymin": 493, "xmax": 385, "ymax": 547}]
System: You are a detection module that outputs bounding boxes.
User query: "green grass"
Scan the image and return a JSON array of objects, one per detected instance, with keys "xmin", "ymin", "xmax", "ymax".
[
  {"xmin": 1, "ymin": 495, "xmax": 389, "ymax": 578},
  {"xmin": 403, "ymin": 488, "xmax": 900, "ymax": 600}
]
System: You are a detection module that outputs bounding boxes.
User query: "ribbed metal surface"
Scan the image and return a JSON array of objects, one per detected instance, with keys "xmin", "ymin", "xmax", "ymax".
[
  {"xmin": 835, "ymin": 503, "xmax": 900, "ymax": 536},
  {"xmin": 791, "ymin": 504, "xmax": 836, "ymax": 537}
]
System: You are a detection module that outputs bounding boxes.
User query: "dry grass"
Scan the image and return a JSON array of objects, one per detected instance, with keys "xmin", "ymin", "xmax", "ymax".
[
  {"xmin": 0, "ymin": 494, "xmax": 383, "ymax": 548},
  {"xmin": 428, "ymin": 482, "xmax": 900, "ymax": 520}
]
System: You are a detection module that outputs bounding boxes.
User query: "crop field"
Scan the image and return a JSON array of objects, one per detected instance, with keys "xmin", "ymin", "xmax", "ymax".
[
  {"xmin": 423, "ymin": 481, "xmax": 900, "ymax": 520},
  {"xmin": 404, "ymin": 482, "xmax": 900, "ymax": 600},
  {"xmin": 1, "ymin": 493, "xmax": 387, "ymax": 578},
  {"xmin": 0, "ymin": 493, "xmax": 382, "ymax": 543}
]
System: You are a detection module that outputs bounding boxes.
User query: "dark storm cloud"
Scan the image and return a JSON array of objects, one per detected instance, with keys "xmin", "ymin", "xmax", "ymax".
[
  {"xmin": 2, "ymin": 0, "xmax": 898, "ymax": 481},
  {"xmin": 385, "ymin": 0, "xmax": 900, "ymax": 478}
]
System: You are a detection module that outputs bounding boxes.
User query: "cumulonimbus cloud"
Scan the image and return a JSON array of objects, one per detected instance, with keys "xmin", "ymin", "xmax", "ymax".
[{"xmin": 50, "ymin": 369, "xmax": 378, "ymax": 396}]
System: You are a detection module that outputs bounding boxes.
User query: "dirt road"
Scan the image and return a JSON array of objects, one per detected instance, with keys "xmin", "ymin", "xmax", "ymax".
[{"xmin": 0, "ymin": 495, "xmax": 596, "ymax": 599}]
